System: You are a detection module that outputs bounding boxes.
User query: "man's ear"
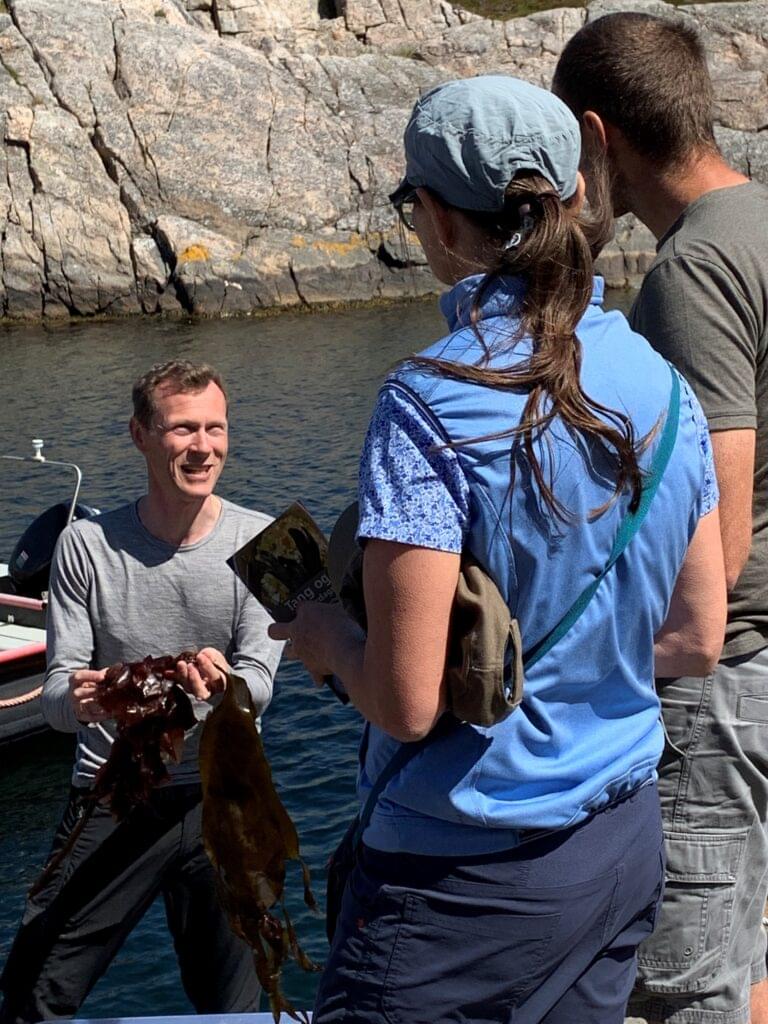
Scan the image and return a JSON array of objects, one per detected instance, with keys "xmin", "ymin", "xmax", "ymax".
[
  {"xmin": 582, "ymin": 110, "xmax": 608, "ymax": 156},
  {"xmin": 129, "ymin": 416, "xmax": 146, "ymax": 453},
  {"xmin": 582, "ymin": 110, "xmax": 631, "ymax": 164},
  {"xmin": 416, "ymin": 187, "xmax": 455, "ymax": 249}
]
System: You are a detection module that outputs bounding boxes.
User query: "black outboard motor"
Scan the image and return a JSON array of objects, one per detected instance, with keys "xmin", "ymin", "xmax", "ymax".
[{"xmin": 9, "ymin": 502, "xmax": 99, "ymax": 598}]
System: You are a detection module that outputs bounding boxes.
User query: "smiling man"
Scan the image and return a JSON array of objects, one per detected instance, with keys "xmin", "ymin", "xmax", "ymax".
[{"xmin": 0, "ymin": 361, "xmax": 283, "ymax": 1024}]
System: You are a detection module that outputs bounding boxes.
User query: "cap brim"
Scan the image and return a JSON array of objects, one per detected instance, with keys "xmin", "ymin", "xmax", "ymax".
[{"xmin": 389, "ymin": 177, "xmax": 413, "ymax": 206}]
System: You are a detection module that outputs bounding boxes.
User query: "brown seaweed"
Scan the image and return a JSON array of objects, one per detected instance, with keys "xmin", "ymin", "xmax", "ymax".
[
  {"xmin": 199, "ymin": 673, "xmax": 319, "ymax": 1024},
  {"xmin": 92, "ymin": 652, "xmax": 197, "ymax": 819},
  {"xmin": 29, "ymin": 652, "xmax": 197, "ymax": 899}
]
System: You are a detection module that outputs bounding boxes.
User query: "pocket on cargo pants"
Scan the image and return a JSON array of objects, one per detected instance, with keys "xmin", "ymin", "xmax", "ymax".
[{"xmin": 636, "ymin": 829, "xmax": 748, "ymax": 994}]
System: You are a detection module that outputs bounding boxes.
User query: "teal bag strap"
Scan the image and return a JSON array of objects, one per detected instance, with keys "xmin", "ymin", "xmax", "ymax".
[
  {"xmin": 354, "ymin": 724, "xmax": 450, "ymax": 845},
  {"xmin": 356, "ymin": 364, "xmax": 681, "ymax": 842},
  {"xmin": 524, "ymin": 363, "xmax": 680, "ymax": 669}
]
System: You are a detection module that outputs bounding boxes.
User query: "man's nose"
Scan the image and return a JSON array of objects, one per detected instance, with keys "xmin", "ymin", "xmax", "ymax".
[{"xmin": 189, "ymin": 429, "xmax": 213, "ymax": 452}]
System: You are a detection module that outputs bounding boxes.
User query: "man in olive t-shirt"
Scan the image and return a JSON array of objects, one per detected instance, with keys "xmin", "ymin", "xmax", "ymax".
[
  {"xmin": 631, "ymin": 182, "xmax": 768, "ymax": 660},
  {"xmin": 555, "ymin": 13, "xmax": 768, "ymax": 1024}
]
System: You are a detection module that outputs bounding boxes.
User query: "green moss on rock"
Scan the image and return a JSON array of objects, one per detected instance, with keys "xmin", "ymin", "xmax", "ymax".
[{"xmin": 456, "ymin": 0, "xmax": 582, "ymax": 17}]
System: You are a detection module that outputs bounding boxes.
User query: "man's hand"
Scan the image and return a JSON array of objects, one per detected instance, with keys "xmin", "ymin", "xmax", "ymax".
[
  {"xmin": 175, "ymin": 647, "xmax": 229, "ymax": 700},
  {"xmin": 69, "ymin": 669, "xmax": 109, "ymax": 724}
]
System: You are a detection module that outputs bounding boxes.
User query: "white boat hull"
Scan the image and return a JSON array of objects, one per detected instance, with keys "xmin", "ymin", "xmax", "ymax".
[{"xmin": 0, "ymin": 568, "xmax": 48, "ymax": 744}]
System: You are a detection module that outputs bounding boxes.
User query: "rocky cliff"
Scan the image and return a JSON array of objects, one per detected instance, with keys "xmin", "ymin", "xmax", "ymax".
[{"xmin": 0, "ymin": 0, "xmax": 765, "ymax": 318}]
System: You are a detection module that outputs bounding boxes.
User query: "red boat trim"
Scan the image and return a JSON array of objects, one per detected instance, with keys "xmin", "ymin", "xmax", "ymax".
[
  {"xmin": 0, "ymin": 594, "xmax": 45, "ymax": 611},
  {"xmin": 0, "ymin": 642, "xmax": 47, "ymax": 665}
]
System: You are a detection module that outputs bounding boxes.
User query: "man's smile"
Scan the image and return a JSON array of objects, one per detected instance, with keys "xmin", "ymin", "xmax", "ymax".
[{"xmin": 180, "ymin": 463, "xmax": 217, "ymax": 478}]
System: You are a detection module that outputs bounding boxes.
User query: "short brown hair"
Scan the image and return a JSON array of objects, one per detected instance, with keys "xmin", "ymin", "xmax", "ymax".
[
  {"xmin": 132, "ymin": 360, "xmax": 228, "ymax": 428},
  {"xmin": 553, "ymin": 13, "xmax": 717, "ymax": 168}
]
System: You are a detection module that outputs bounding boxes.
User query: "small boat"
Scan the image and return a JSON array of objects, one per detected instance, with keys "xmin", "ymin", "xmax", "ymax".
[{"xmin": 0, "ymin": 439, "xmax": 97, "ymax": 745}]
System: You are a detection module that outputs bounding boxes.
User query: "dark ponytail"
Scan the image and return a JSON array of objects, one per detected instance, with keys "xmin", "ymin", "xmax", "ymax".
[{"xmin": 407, "ymin": 157, "xmax": 649, "ymax": 522}]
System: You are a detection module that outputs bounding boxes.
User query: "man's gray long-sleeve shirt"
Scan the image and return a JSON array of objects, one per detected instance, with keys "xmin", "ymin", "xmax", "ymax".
[{"xmin": 43, "ymin": 498, "xmax": 284, "ymax": 787}]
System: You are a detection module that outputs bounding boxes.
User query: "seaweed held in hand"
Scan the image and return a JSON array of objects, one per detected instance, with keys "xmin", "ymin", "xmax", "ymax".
[
  {"xmin": 93, "ymin": 653, "xmax": 197, "ymax": 819},
  {"xmin": 29, "ymin": 652, "xmax": 197, "ymax": 899},
  {"xmin": 200, "ymin": 674, "xmax": 319, "ymax": 1024}
]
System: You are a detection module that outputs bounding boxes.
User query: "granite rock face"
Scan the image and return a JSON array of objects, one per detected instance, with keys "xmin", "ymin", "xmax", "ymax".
[{"xmin": 0, "ymin": 0, "xmax": 765, "ymax": 318}]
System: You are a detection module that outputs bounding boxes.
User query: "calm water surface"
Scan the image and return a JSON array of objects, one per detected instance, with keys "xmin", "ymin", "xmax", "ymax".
[{"xmin": 0, "ymin": 290, "xmax": 635, "ymax": 1017}]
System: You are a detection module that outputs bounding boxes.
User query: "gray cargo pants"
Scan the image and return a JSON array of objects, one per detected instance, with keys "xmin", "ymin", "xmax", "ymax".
[{"xmin": 629, "ymin": 646, "xmax": 768, "ymax": 1024}]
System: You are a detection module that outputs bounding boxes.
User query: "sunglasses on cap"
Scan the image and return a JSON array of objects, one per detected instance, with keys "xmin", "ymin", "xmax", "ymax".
[{"xmin": 391, "ymin": 185, "xmax": 419, "ymax": 233}]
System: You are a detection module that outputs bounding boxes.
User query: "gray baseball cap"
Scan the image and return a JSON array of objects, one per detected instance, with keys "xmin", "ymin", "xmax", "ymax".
[{"xmin": 390, "ymin": 76, "xmax": 581, "ymax": 212}]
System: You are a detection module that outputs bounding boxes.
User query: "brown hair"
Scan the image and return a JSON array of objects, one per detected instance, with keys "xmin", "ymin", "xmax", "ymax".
[
  {"xmin": 132, "ymin": 360, "xmax": 228, "ymax": 428},
  {"xmin": 552, "ymin": 12, "xmax": 717, "ymax": 168},
  {"xmin": 408, "ymin": 161, "xmax": 649, "ymax": 522}
]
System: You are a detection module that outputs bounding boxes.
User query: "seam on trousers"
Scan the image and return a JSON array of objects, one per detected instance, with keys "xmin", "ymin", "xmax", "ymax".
[
  {"xmin": 635, "ymin": 995, "xmax": 750, "ymax": 1023},
  {"xmin": 600, "ymin": 865, "xmax": 624, "ymax": 948},
  {"xmin": 670, "ymin": 673, "xmax": 714, "ymax": 828}
]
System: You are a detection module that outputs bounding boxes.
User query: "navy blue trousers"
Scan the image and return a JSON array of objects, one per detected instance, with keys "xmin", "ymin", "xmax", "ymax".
[{"xmin": 314, "ymin": 783, "xmax": 664, "ymax": 1024}]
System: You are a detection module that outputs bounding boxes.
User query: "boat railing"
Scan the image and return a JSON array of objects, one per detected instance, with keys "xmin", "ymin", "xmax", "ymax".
[
  {"xmin": 1, "ymin": 437, "xmax": 83, "ymax": 528},
  {"xmin": 0, "ymin": 593, "xmax": 45, "ymax": 612}
]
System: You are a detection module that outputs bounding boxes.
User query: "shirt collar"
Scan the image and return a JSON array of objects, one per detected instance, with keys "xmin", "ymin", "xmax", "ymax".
[{"xmin": 439, "ymin": 273, "xmax": 604, "ymax": 332}]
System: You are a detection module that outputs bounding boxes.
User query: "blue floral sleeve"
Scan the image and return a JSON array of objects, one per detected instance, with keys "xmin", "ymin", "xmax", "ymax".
[
  {"xmin": 357, "ymin": 371, "xmax": 716, "ymax": 549},
  {"xmin": 357, "ymin": 386, "xmax": 470, "ymax": 552},
  {"xmin": 677, "ymin": 370, "xmax": 719, "ymax": 516}
]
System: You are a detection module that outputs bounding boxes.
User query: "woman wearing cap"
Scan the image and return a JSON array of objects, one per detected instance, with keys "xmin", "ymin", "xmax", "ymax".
[{"xmin": 271, "ymin": 76, "xmax": 725, "ymax": 1022}]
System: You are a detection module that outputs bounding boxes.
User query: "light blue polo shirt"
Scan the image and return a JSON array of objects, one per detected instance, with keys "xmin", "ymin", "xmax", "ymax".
[{"xmin": 356, "ymin": 273, "xmax": 717, "ymax": 857}]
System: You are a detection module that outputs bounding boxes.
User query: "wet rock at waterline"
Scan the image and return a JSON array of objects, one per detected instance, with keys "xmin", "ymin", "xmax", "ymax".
[{"xmin": 0, "ymin": 0, "xmax": 765, "ymax": 319}]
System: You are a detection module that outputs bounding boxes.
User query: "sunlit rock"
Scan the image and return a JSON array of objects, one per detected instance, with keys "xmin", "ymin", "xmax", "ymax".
[{"xmin": 0, "ymin": 0, "xmax": 764, "ymax": 318}]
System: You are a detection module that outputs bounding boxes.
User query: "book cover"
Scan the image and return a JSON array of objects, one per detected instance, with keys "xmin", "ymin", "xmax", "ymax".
[{"xmin": 229, "ymin": 502, "xmax": 336, "ymax": 623}]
